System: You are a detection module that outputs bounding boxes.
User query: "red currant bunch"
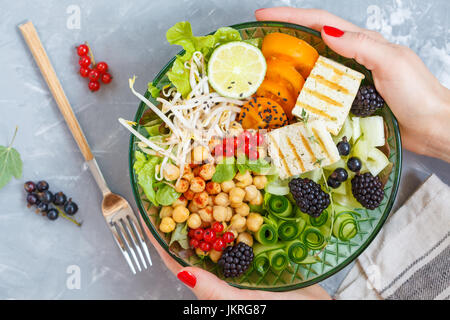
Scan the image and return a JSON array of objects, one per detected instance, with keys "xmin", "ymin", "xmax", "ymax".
[
  {"xmin": 76, "ymin": 43, "xmax": 112, "ymax": 92},
  {"xmin": 188, "ymin": 223, "xmax": 231, "ymax": 253}
]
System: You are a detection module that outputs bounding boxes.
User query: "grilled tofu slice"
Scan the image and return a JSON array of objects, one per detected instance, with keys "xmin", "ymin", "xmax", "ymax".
[
  {"xmin": 267, "ymin": 120, "xmax": 340, "ymax": 179},
  {"xmin": 292, "ymin": 56, "xmax": 365, "ymax": 135}
]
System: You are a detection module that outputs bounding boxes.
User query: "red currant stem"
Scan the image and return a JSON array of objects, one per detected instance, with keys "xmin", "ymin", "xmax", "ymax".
[
  {"xmin": 85, "ymin": 41, "xmax": 96, "ymax": 66},
  {"xmin": 54, "ymin": 206, "xmax": 82, "ymax": 227}
]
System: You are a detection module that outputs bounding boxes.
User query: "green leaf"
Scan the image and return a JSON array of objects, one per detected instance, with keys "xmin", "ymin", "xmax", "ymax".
[
  {"xmin": 213, "ymin": 27, "xmax": 242, "ymax": 46},
  {"xmin": 156, "ymin": 184, "xmax": 181, "ymax": 206},
  {"xmin": 235, "ymin": 154, "xmax": 272, "ymax": 175},
  {"xmin": 212, "ymin": 157, "xmax": 237, "ymax": 183},
  {"xmin": 169, "ymin": 222, "xmax": 189, "ymax": 249},
  {"xmin": 133, "ymin": 151, "xmax": 161, "ymax": 206},
  {"xmin": 147, "ymin": 82, "xmax": 161, "ymax": 99},
  {"xmin": 0, "ymin": 127, "xmax": 22, "ymax": 190},
  {"xmin": 166, "ymin": 57, "xmax": 191, "ymax": 98}
]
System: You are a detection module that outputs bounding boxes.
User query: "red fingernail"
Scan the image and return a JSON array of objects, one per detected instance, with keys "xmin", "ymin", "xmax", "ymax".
[
  {"xmin": 255, "ymin": 8, "xmax": 267, "ymax": 13},
  {"xmin": 323, "ymin": 25, "xmax": 344, "ymax": 37},
  {"xmin": 177, "ymin": 270, "xmax": 196, "ymax": 288}
]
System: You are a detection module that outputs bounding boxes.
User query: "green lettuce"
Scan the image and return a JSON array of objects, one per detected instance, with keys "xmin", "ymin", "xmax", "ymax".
[
  {"xmin": 165, "ymin": 21, "xmax": 242, "ymax": 97},
  {"xmin": 169, "ymin": 222, "xmax": 189, "ymax": 249},
  {"xmin": 133, "ymin": 151, "xmax": 161, "ymax": 206},
  {"xmin": 156, "ymin": 184, "xmax": 181, "ymax": 206},
  {"xmin": 212, "ymin": 157, "xmax": 237, "ymax": 183},
  {"xmin": 236, "ymin": 154, "xmax": 272, "ymax": 175}
]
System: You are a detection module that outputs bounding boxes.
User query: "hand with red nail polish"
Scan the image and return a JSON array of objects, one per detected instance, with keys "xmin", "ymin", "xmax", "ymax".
[{"xmin": 255, "ymin": 7, "xmax": 450, "ymax": 162}]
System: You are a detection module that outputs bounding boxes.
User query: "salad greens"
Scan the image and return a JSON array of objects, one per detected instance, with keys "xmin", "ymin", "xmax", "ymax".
[
  {"xmin": 165, "ymin": 22, "xmax": 242, "ymax": 97},
  {"xmin": 134, "ymin": 151, "xmax": 160, "ymax": 206},
  {"xmin": 169, "ymin": 222, "xmax": 189, "ymax": 249},
  {"xmin": 156, "ymin": 184, "xmax": 181, "ymax": 206},
  {"xmin": 0, "ymin": 126, "xmax": 22, "ymax": 190},
  {"xmin": 212, "ymin": 157, "xmax": 237, "ymax": 183}
]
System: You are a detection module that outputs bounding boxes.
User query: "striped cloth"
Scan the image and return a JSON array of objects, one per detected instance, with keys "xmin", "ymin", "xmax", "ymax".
[{"xmin": 335, "ymin": 174, "xmax": 450, "ymax": 300}]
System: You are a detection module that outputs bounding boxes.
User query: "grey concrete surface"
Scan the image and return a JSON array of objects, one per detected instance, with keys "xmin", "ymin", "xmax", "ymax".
[{"xmin": 0, "ymin": 0, "xmax": 448, "ymax": 299}]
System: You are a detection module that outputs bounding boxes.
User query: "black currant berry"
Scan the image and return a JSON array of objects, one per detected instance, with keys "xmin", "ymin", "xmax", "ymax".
[
  {"xmin": 327, "ymin": 177, "xmax": 341, "ymax": 189},
  {"xmin": 64, "ymin": 199, "xmax": 78, "ymax": 215},
  {"xmin": 38, "ymin": 190, "xmax": 54, "ymax": 204},
  {"xmin": 53, "ymin": 192, "xmax": 67, "ymax": 206},
  {"xmin": 47, "ymin": 208, "xmax": 59, "ymax": 220},
  {"xmin": 347, "ymin": 157, "xmax": 362, "ymax": 172},
  {"xmin": 24, "ymin": 181, "xmax": 36, "ymax": 193},
  {"xmin": 36, "ymin": 180, "xmax": 49, "ymax": 192},
  {"xmin": 337, "ymin": 137, "xmax": 351, "ymax": 156},
  {"xmin": 26, "ymin": 193, "xmax": 39, "ymax": 205}
]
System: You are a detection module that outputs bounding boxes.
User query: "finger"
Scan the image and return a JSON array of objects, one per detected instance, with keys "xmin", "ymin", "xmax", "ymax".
[
  {"xmin": 177, "ymin": 267, "xmax": 247, "ymax": 300},
  {"xmin": 138, "ymin": 211, "xmax": 183, "ymax": 274},
  {"xmin": 255, "ymin": 7, "xmax": 362, "ymax": 33},
  {"xmin": 321, "ymin": 26, "xmax": 394, "ymax": 71}
]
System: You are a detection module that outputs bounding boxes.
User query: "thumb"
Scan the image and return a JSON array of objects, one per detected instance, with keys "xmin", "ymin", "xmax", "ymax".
[
  {"xmin": 177, "ymin": 267, "xmax": 240, "ymax": 300},
  {"xmin": 321, "ymin": 26, "xmax": 392, "ymax": 72}
]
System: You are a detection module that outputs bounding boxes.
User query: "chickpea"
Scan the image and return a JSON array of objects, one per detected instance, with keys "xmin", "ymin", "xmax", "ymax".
[
  {"xmin": 244, "ymin": 185, "xmax": 258, "ymax": 202},
  {"xmin": 249, "ymin": 190, "xmax": 263, "ymax": 206},
  {"xmin": 213, "ymin": 206, "xmax": 227, "ymax": 222},
  {"xmin": 159, "ymin": 217, "xmax": 176, "ymax": 233},
  {"xmin": 230, "ymin": 201, "xmax": 243, "ymax": 208},
  {"xmin": 187, "ymin": 213, "xmax": 202, "ymax": 229},
  {"xmin": 188, "ymin": 201, "xmax": 199, "ymax": 213},
  {"xmin": 193, "ymin": 146, "xmax": 210, "ymax": 163},
  {"xmin": 235, "ymin": 225, "xmax": 247, "ymax": 233},
  {"xmin": 199, "ymin": 163, "xmax": 215, "ymax": 181},
  {"xmin": 209, "ymin": 249, "xmax": 223, "ymax": 263},
  {"xmin": 193, "ymin": 191, "xmax": 208, "ymax": 209},
  {"xmin": 230, "ymin": 214, "xmax": 246, "ymax": 230},
  {"xmin": 183, "ymin": 189, "xmax": 195, "ymax": 201},
  {"xmin": 236, "ymin": 175, "xmax": 253, "ymax": 188},
  {"xmin": 220, "ymin": 180, "xmax": 235, "ymax": 193},
  {"xmin": 205, "ymin": 181, "xmax": 221, "ymax": 195},
  {"xmin": 159, "ymin": 206, "xmax": 173, "ymax": 218},
  {"xmin": 182, "ymin": 165, "xmax": 194, "ymax": 182},
  {"xmin": 229, "ymin": 187, "xmax": 245, "ymax": 204},
  {"xmin": 247, "ymin": 213, "xmax": 264, "ymax": 232},
  {"xmin": 214, "ymin": 192, "xmax": 230, "ymax": 207},
  {"xmin": 192, "ymin": 165, "xmax": 202, "ymax": 177},
  {"xmin": 195, "ymin": 247, "xmax": 209, "ymax": 257},
  {"xmin": 234, "ymin": 203, "xmax": 250, "ymax": 217},
  {"xmin": 172, "ymin": 206, "xmax": 190, "ymax": 223},
  {"xmin": 172, "ymin": 196, "xmax": 188, "ymax": 208},
  {"xmin": 225, "ymin": 207, "xmax": 233, "ymax": 222},
  {"xmin": 208, "ymin": 137, "xmax": 221, "ymax": 151},
  {"xmin": 237, "ymin": 232, "xmax": 253, "ymax": 247},
  {"xmin": 163, "ymin": 163, "xmax": 180, "ymax": 181},
  {"xmin": 175, "ymin": 178, "xmax": 189, "ymax": 193},
  {"xmin": 190, "ymin": 177, "xmax": 206, "ymax": 193},
  {"xmin": 253, "ymin": 175, "xmax": 268, "ymax": 189},
  {"xmin": 235, "ymin": 171, "xmax": 252, "ymax": 182},
  {"xmin": 198, "ymin": 206, "xmax": 213, "ymax": 223}
]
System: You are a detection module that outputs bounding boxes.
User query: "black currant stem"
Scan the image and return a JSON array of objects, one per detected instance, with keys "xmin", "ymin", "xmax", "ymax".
[
  {"xmin": 8, "ymin": 126, "xmax": 18, "ymax": 148},
  {"xmin": 85, "ymin": 41, "xmax": 96, "ymax": 66},
  {"xmin": 54, "ymin": 206, "xmax": 82, "ymax": 227}
]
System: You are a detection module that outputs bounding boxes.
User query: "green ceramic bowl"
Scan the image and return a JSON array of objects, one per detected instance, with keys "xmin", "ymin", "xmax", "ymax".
[{"xmin": 128, "ymin": 21, "xmax": 402, "ymax": 291}]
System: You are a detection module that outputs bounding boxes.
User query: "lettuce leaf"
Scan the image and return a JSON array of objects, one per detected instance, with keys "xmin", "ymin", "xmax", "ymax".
[
  {"xmin": 236, "ymin": 154, "xmax": 272, "ymax": 175},
  {"xmin": 212, "ymin": 157, "xmax": 237, "ymax": 183},
  {"xmin": 169, "ymin": 222, "xmax": 189, "ymax": 249},
  {"xmin": 133, "ymin": 151, "xmax": 161, "ymax": 206},
  {"xmin": 165, "ymin": 21, "xmax": 242, "ymax": 97},
  {"xmin": 156, "ymin": 184, "xmax": 181, "ymax": 206}
]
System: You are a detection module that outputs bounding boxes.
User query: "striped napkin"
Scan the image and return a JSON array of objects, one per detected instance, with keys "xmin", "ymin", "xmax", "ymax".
[{"xmin": 335, "ymin": 174, "xmax": 450, "ymax": 300}]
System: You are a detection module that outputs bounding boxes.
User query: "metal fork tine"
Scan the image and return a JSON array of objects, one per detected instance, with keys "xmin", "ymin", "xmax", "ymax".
[
  {"xmin": 109, "ymin": 224, "xmax": 136, "ymax": 274},
  {"xmin": 115, "ymin": 221, "xmax": 142, "ymax": 272},
  {"xmin": 121, "ymin": 218, "xmax": 147, "ymax": 269},
  {"xmin": 128, "ymin": 215, "xmax": 153, "ymax": 266}
]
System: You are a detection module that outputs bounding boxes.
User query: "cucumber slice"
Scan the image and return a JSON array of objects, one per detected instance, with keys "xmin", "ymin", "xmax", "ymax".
[
  {"xmin": 351, "ymin": 117, "xmax": 361, "ymax": 143},
  {"xmin": 360, "ymin": 116, "xmax": 385, "ymax": 147},
  {"xmin": 333, "ymin": 117, "xmax": 353, "ymax": 143},
  {"xmin": 352, "ymin": 138, "xmax": 369, "ymax": 162},
  {"xmin": 366, "ymin": 147, "xmax": 390, "ymax": 176},
  {"xmin": 300, "ymin": 168, "xmax": 323, "ymax": 183}
]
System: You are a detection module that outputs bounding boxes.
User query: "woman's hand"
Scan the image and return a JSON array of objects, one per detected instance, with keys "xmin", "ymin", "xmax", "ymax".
[
  {"xmin": 139, "ymin": 214, "xmax": 330, "ymax": 300},
  {"xmin": 256, "ymin": 7, "xmax": 450, "ymax": 162}
]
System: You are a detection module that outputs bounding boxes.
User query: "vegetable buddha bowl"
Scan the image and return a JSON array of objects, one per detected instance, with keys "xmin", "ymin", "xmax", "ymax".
[{"xmin": 124, "ymin": 21, "xmax": 402, "ymax": 291}]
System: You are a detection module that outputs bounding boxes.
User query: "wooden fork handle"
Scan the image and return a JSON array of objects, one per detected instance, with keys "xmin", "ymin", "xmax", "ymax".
[{"xmin": 19, "ymin": 21, "xmax": 94, "ymax": 161}]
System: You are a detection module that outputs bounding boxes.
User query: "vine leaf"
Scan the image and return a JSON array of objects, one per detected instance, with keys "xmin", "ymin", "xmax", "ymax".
[{"xmin": 0, "ymin": 126, "xmax": 22, "ymax": 190}]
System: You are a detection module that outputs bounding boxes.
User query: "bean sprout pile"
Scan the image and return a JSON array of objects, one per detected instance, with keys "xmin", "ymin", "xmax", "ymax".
[{"xmin": 119, "ymin": 51, "xmax": 247, "ymax": 181}]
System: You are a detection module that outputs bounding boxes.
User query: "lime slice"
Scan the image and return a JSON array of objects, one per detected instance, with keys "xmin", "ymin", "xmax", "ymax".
[{"xmin": 208, "ymin": 41, "xmax": 266, "ymax": 99}]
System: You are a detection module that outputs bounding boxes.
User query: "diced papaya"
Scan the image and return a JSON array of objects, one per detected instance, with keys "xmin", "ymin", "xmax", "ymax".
[
  {"xmin": 262, "ymin": 32, "xmax": 319, "ymax": 79},
  {"xmin": 238, "ymin": 97, "xmax": 288, "ymax": 130},
  {"xmin": 265, "ymin": 57, "xmax": 305, "ymax": 97},
  {"xmin": 256, "ymin": 79, "xmax": 296, "ymax": 119}
]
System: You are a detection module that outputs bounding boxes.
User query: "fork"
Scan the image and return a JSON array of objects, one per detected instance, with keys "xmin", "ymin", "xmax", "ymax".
[{"xmin": 19, "ymin": 21, "xmax": 152, "ymax": 274}]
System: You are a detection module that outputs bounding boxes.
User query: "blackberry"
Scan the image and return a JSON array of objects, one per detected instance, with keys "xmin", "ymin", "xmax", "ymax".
[
  {"xmin": 289, "ymin": 178, "xmax": 330, "ymax": 217},
  {"xmin": 351, "ymin": 85, "xmax": 385, "ymax": 117},
  {"xmin": 351, "ymin": 172, "xmax": 384, "ymax": 210},
  {"xmin": 218, "ymin": 242, "xmax": 253, "ymax": 278}
]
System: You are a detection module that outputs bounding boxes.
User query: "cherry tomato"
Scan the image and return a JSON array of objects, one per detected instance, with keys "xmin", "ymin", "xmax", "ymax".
[
  {"xmin": 212, "ymin": 238, "xmax": 226, "ymax": 251},
  {"xmin": 193, "ymin": 228, "xmax": 204, "ymax": 241},
  {"xmin": 189, "ymin": 238, "xmax": 200, "ymax": 248},
  {"xmin": 212, "ymin": 221, "xmax": 224, "ymax": 233},
  {"xmin": 203, "ymin": 228, "xmax": 216, "ymax": 243},
  {"xmin": 199, "ymin": 241, "xmax": 211, "ymax": 252},
  {"xmin": 223, "ymin": 232, "xmax": 235, "ymax": 243}
]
